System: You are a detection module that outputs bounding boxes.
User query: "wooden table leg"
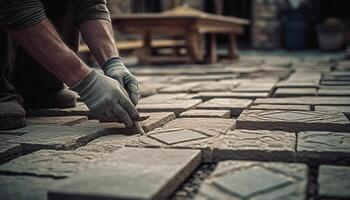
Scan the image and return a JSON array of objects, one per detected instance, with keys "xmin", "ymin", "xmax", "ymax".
[
  {"xmin": 139, "ymin": 31, "xmax": 152, "ymax": 64},
  {"xmin": 228, "ymin": 33, "xmax": 239, "ymax": 59},
  {"xmin": 209, "ymin": 34, "xmax": 217, "ymax": 64},
  {"xmin": 186, "ymin": 30, "xmax": 203, "ymax": 63}
]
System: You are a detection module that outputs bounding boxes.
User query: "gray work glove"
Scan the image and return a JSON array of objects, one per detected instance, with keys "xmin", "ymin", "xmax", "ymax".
[
  {"xmin": 102, "ymin": 57, "xmax": 140, "ymax": 105},
  {"xmin": 71, "ymin": 70, "xmax": 140, "ymax": 128}
]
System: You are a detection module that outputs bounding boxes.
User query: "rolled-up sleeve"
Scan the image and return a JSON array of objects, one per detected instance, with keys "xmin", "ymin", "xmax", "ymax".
[
  {"xmin": 73, "ymin": 0, "xmax": 110, "ymax": 24},
  {"xmin": 1, "ymin": 0, "xmax": 47, "ymax": 30}
]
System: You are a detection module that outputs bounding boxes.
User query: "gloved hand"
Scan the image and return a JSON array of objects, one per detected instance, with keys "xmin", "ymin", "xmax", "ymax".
[
  {"xmin": 102, "ymin": 57, "xmax": 140, "ymax": 105},
  {"xmin": 71, "ymin": 70, "xmax": 140, "ymax": 128}
]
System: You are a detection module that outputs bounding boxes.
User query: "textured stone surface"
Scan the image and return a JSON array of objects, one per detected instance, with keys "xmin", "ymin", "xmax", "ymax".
[
  {"xmin": 297, "ymin": 131, "xmax": 350, "ymax": 165},
  {"xmin": 26, "ymin": 102, "xmax": 90, "ymax": 117},
  {"xmin": 26, "ymin": 116, "xmax": 88, "ymax": 126},
  {"xmin": 137, "ymin": 99, "xmax": 202, "ymax": 117},
  {"xmin": 249, "ymin": 104, "xmax": 310, "ymax": 111},
  {"xmin": 212, "ymin": 129, "xmax": 296, "ymax": 162},
  {"xmin": 274, "ymin": 88, "xmax": 317, "ymax": 97},
  {"xmin": 0, "ymin": 175, "xmax": 59, "ymax": 200},
  {"xmin": 237, "ymin": 110, "xmax": 350, "ymax": 132},
  {"xmin": 189, "ymin": 81, "xmax": 239, "ymax": 92},
  {"xmin": 6, "ymin": 125, "xmax": 105, "ymax": 151},
  {"xmin": 318, "ymin": 89, "xmax": 350, "ymax": 96},
  {"xmin": 314, "ymin": 105, "xmax": 350, "ymax": 112},
  {"xmin": 195, "ymin": 160, "xmax": 308, "ymax": 200},
  {"xmin": 49, "ymin": 148, "xmax": 201, "ymax": 200},
  {"xmin": 318, "ymin": 165, "xmax": 350, "ymax": 199},
  {"xmin": 0, "ymin": 150, "xmax": 103, "ymax": 178},
  {"xmin": 196, "ymin": 98, "xmax": 252, "ymax": 116},
  {"xmin": 194, "ymin": 92, "xmax": 269, "ymax": 100},
  {"xmin": 254, "ymin": 97, "xmax": 350, "ymax": 106},
  {"xmin": 0, "ymin": 135, "xmax": 22, "ymax": 163},
  {"xmin": 180, "ymin": 109, "xmax": 231, "ymax": 118}
]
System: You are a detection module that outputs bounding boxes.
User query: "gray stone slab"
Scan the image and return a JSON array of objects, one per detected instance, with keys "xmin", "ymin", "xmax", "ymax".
[
  {"xmin": 276, "ymin": 80, "xmax": 319, "ymax": 88},
  {"xmin": 180, "ymin": 109, "xmax": 231, "ymax": 118},
  {"xmin": 137, "ymin": 99, "xmax": 202, "ymax": 117},
  {"xmin": 196, "ymin": 98, "xmax": 252, "ymax": 116},
  {"xmin": 212, "ymin": 129, "xmax": 296, "ymax": 162},
  {"xmin": 318, "ymin": 89, "xmax": 350, "ymax": 96},
  {"xmin": 249, "ymin": 104, "xmax": 310, "ymax": 111},
  {"xmin": 195, "ymin": 160, "xmax": 308, "ymax": 200},
  {"xmin": 6, "ymin": 124, "xmax": 105, "ymax": 151},
  {"xmin": 26, "ymin": 102, "xmax": 91, "ymax": 117},
  {"xmin": 0, "ymin": 150, "xmax": 103, "ymax": 178},
  {"xmin": 0, "ymin": 135, "xmax": 22, "ymax": 163},
  {"xmin": 254, "ymin": 97, "xmax": 350, "ymax": 106},
  {"xmin": 231, "ymin": 83, "xmax": 275, "ymax": 93},
  {"xmin": 0, "ymin": 175, "xmax": 59, "ymax": 200},
  {"xmin": 194, "ymin": 92, "xmax": 269, "ymax": 100},
  {"xmin": 159, "ymin": 82, "xmax": 202, "ymax": 93},
  {"xmin": 318, "ymin": 165, "xmax": 350, "ymax": 199},
  {"xmin": 296, "ymin": 131, "xmax": 350, "ymax": 165},
  {"xmin": 49, "ymin": 148, "xmax": 201, "ymax": 200},
  {"xmin": 274, "ymin": 88, "xmax": 317, "ymax": 97},
  {"xmin": 26, "ymin": 116, "xmax": 88, "ymax": 126},
  {"xmin": 237, "ymin": 110, "xmax": 350, "ymax": 132},
  {"xmin": 189, "ymin": 81, "xmax": 239, "ymax": 93},
  {"xmin": 139, "ymin": 93, "xmax": 193, "ymax": 104}
]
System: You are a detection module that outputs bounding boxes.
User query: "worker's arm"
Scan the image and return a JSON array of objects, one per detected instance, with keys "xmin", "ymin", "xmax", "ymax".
[
  {"xmin": 8, "ymin": 19, "xmax": 139, "ymax": 127},
  {"xmin": 79, "ymin": 20, "xmax": 141, "ymax": 105}
]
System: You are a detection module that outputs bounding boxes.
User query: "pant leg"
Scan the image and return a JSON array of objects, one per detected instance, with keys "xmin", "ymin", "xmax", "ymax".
[
  {"xmin": 0, "ymin": 29, "xmax": 23, "ymax": 104},
  {"xmin": 13, "ymin": 1, "xmax": 80, "ymax": 100}
]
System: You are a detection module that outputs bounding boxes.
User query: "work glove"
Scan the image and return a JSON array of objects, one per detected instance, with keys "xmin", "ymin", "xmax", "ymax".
[
  {"xmin": 71, "ymin": 70, "xmax": 140, "ymax": 128},
  {"xmin": 102, "ymin": 57, "xmax": 140, "ymax": 105}
]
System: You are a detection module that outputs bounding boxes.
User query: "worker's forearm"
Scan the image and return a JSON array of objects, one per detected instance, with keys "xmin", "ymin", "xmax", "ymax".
[
  {"xmin": 8, "ymin": 19, "xmax": 91, "ymax": 87},
  {"xmin": 79, "ymin": 20, "xmax": 119, "ymax": 65}
]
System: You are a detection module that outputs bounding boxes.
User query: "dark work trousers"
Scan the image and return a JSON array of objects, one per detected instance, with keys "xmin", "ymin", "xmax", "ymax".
[{"xmin": 0, "ymin": 0, "xmax": 80, "ymax": 106}]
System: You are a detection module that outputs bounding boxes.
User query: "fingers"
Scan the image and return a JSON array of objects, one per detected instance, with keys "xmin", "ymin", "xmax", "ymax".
[
  {"xmin": 118, "ymin": 94, "xmax": 140, "ymax": 121},
  {"xmin": 111, "ymin": 104, "xmax": 134, "ymax": 128},
  {"xmin": 126, "ymin": 83, "xmax": 140, "ymax": 105}
]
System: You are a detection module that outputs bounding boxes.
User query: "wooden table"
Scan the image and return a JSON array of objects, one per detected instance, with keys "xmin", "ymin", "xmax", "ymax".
[{"xmin": 111, "ymin": 6, "xmax": 250, "ymax": 64}]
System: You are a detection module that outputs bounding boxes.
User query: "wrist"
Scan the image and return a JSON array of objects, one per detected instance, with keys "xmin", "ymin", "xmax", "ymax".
[{"xmin": 68, "ymin": 65, "xmax": 92, "ymax": 87}]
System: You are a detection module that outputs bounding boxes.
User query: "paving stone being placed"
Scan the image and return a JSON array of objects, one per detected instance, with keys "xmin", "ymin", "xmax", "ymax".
[
  {"xmin": 237, "ymin": 110, "xmax": 350, "ymax": 132},
  {"xmin": 318, "ymin": 165, "xmax": 350, "ymax": 199},
  {"xmin": 196, "ymin": 98, "xmax": 252, "ymax": 117},
  {"xmin": 249, "ymin": 104, "xmax": 310, "ymax": 111},
  {"xmin": 137, "ymin": 99, "xmax": 202, "ymax": 117},
  {"xmin": 49, "ymin": 148, "xmax": 201, "ymax": 200},
  {"xmin": 195, "ymin": 160, "xmax": 308, "ymax": 200},
  {"xmin": 0, "ymin": 150, "xmax": 103, "ymax": 178},
  {"xmin": 194, "ymin": 92, "xmax": 269, "ymax": 100},
  {"xmin": 26, "ymin": 116, "xmax": 88, "ymax": 126},
  {"xmin": 273, "ymin": 88, "xmax": 317, "ymax": 97},
  {"xmin": 296, "ymin": 131, "xmax": 350, "ymax": 165},
  {"xmin": 180, "ymin": 109, "xmax": 231, "ymax": 118},
  {"xmin": 211, "ymin": 129, "xmax": 296, "ymax": 162},
  {"xmin": 5, "ymin": 124, "xmax": 105, "ymax": 152},
  {"xmin": 0, "ymin": 175, "xmax": 59, "ymax": 200}
]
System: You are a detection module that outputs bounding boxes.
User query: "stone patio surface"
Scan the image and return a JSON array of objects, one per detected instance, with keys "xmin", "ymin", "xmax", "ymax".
[{"xmin": 1, "ymin": 52, "xmax": 350, "ymax": 200}]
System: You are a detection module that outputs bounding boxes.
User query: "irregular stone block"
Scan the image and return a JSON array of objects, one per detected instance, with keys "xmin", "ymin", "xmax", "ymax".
[
  {"xmin": 159, "ymin": 82, "xmax": 201, "ymax": 93},
  {"xmin": 249, "ymin": 104, "xmax": 310, "ymax": 111},
  {"xmin": 276, "ymin": 80, "xmax": 319, "ymax": 88},
  {"xmin": 196, "ymin": 98, "xmax": 252, "ymax": 116},
  {"xmin": 314, "ymin": 106, "xmax": 350, "ymax": 112},
  {"xmin": 0, "ymin": 135, "xmax": 22, "ymax": 163},
  {"xmin": 318, "ymin": 89, "xmax": 350, "ymax": 96},
  {"xmin": 137, "ymin": 99, "xmax": 202, "ymax": 117},
  {"xmin": 232, "ymin": 83, "xmax": 275, "ymax": 93},
  {"xmin": 212, "ymin": 129, "xmax": 296, "ymax": 162},
  {"xmin": 49, "ymin": 148, "xmax": 201, "ymax": 200},
  {"xmin": 139, "ymin": 83, "xmax": 170, "ymax": 97},
  {"xmin": 180, "ymin": 109, "xmax": 231, "ymax": 118},
  {"xmin": 254, "ymin": 97, "xmax": 350, "ymax": 106},
  {"xmin": 194, "ymin": 92, "xmax": 269, "ymax": 100},
  {"xmin": 139, "ymin": 93, "xmax": 192, "ymax": 104},
  {"xmin": 195, "ymin": 160, "xmax": 308, "ymax": 200},
  {"xmin": 26, "ymin": 102, "xmax": 90, "ymax": 117},
  {"xmin": 0, "ymin": 175, "xmax": 59, "ymax": 200},
  {"xmin": 6, "ymin": 124, "xmax": 105, "ymax": 151},
  {"xmin": 189, "ymin": 81, "xmax": 239, "ymax": 93},
  {"xmin": 26, "ymin": 116, "xmax": 87, "ymax": 126},
  {"xmin": 274, "ymin": 88, "xmax": 317, "ymax": 97},
  {"xmin": 0, "ymin": 150, "xmax": 103, "ymax": 178},
  {"xmin": 318, "ymin": 165, "xmax": 350, "ymax": 199},
  {"xmin": 297, "ymin": 131, "xmax": 350, "ymax": 165},
  {"xmin": 237, "ymin": 110, "xmax": 350, "ymax": 132}
]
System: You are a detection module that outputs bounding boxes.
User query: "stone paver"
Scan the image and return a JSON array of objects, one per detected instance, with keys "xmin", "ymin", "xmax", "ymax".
[
  {"xmin": 249, "ymin": 104, "xmax": 310, "ymax": 111},
  {"xmin": 0, "ymin": 175, "xmax": 59, "ymax": 200},
  {"xmin": 194, "ymin": 92, "xmax": 269, "ymax": 100},
  {"xmin": 196, "ymin": 98, "xmax": 252, "ymax": 116},
  {"xmin": 318, "ymin": 165, "xmax": 350, "ymax": 199},
  {"xmin": 137, "ymin": 99, "xmax": 202, "ymax": 117},
  {"xmin": 5, "ymin": 124, "xmax": 105, "ymax": 151},
  {"xmin": 0, "ymin": 135, "xmax": 22, "ymax": 163},
  {"xmin": 26, "ymin": 102, "xmax": 90, "ymax": 117},
  {"xmin": 254, "ymin": 97, "xmax": 350, "ymax": 106},
  {"xmin": 180, "ymin": 109, "xmax": 231, "ymax": 118},
  {"xmin": 318, "ymin": 89, "xmax": 350, "ymax": 96},
  {"xmin": 0, "ymin": 150, "xmax": 103, "ymax": 178},
  {"xmin": 189, "ymin": 81, "xmax": 239, "ymax": 93},
  {"xmin": 274, "ymin": 88, "xmax": 317, "ymax": 97},
  {"xmin": 26, "ymin": 116, "xmax": 88, "ymax": 126},
  {"xmin": 237, "ymin": 110, "xmax": 350, "ymax": 132},
  {"xmin": 296, "ymin": 131, "xmax": 350, "ymax": 165},
  {"xmin": 195, "ymin": 160, "xmax": 308, "ymax": 200},
  {"xmin": 48, "ymin": 148, "xmax": 201, "ymax": 200},
  {"xmin": 212, "ymin": 129, "xmax": 296, "ymax": 162}
]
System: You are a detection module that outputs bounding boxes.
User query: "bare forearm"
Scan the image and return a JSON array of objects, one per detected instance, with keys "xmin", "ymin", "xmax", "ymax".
[
  {"xmin": 8, "ymin": 19, "xmax": 91, "ymax": 87},
  {"xmin": 79, "ymin": 20, "xmax": 119, "ymax": 65}
]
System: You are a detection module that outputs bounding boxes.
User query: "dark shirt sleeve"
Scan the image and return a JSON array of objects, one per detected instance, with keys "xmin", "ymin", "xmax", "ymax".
[
  {"xmin": 73, "ymin": 0, "xmax": 110, "ymax": 24},
  {"xmin": 0, "ymin": 0, "xmax": 47, "ymax": 30}
]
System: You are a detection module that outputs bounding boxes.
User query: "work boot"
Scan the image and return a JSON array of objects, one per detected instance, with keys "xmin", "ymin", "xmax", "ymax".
[{"xmin": 0, "ymin": 98, "xmax": 26, "ymax": 130}]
